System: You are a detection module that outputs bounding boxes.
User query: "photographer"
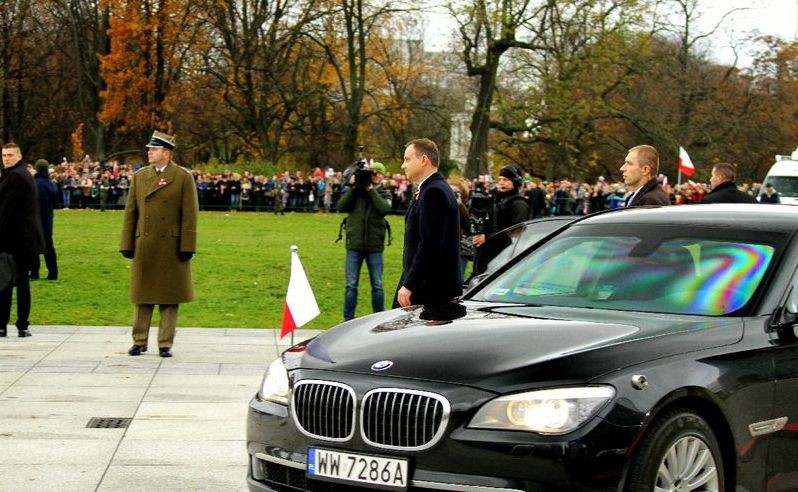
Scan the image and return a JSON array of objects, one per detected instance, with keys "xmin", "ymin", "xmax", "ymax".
[
  {"xmin": 471, "ymin": 165, "xmax": 531, "ymax": 275},
  {"xmin": 337, "ymin": 161, "xmax": 392, "ymax": 321}
]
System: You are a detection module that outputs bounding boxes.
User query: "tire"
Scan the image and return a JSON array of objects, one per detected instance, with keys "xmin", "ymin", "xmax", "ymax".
[{"xmin": 625, "ymin": 408, "xmax": 724, "ymax": 492}]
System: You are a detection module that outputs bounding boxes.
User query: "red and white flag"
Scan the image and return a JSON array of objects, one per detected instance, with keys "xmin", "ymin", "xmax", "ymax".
[
  {"xmin": 678, "ymin": 146, "xmax": 696, "ymax": 177},
  {"xmin": 280, "ymin": 246, "xmax": 320, "ymax": 339}
]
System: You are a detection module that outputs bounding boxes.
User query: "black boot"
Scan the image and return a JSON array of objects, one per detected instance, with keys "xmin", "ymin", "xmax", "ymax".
[{"xmin": 0, "ymin": 327, "xmax": 6, "ymax": 337}]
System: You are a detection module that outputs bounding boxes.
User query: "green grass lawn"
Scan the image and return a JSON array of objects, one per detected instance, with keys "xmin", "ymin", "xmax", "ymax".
[{"xmin": 28, "ymin": 209, "xmax": 405, "ymax": 330}]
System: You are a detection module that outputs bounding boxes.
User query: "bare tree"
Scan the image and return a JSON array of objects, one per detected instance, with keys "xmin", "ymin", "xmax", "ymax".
[
  {"xmin": 303, "ymin": 0, "xmax": 417, "ymax": 162},
  {"xmin": 47, "ymin": 0, "xmax": 111, "ymax": 159},
  {"xmin": 0, "ymin": 0, "xmax": 34, "ymax": 145},
  {"xmin": 201, "ymin": 0, "xmax": 324, "ymax": 163}
]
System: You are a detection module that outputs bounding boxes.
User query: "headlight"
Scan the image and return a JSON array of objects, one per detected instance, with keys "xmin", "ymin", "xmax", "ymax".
[
  {"xmin": 259, "ymin": 357, "xmax": 290, "ymax": 405},
  {"xmin": 469, "ymin": 386, "xmax": 614, "ymax": 434}
]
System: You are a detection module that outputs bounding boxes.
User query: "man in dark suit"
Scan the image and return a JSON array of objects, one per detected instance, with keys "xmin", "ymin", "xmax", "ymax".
[
  {"xmin": 701, "ymin": 162, "xmax": 758, "ymax": 204},
  {"xmin": 32, "ymin": 159, "xmax": 58, "ymax": 280},
  {"xmin": 0, "ymin": 143, "xmax": 44, "ymax": 337},
  {"xmin": 394, "ymin": 139, "xmax": 462, "ymax": 320},
  {"xmin": 760, "ymin": 183, "xmax": 781, "ymax": 204},
  {"xmin": 621, "ymin": 145, "xmax": 671, "ymax": 207},
  {"xmin": 120, "ymin": 131, "xmax": 199, "ymax": 357}
]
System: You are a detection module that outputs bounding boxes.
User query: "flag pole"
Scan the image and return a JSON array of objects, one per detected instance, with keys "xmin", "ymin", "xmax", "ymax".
[
  {"xmin": 290, "ymin": 244, "xmax": 298, "ymax": 347},
  {"xmin": 677, "ymin": 167, "xmax": 682, "ymax": 186}
]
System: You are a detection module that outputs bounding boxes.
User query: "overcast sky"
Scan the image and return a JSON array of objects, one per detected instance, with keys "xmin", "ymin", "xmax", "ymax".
[
  {"xmin": 700, "ymin": 0, "xmax": 796, "ymax": 65},
  {"xmin": 424, "ymin": 0, "xmax": 798, "ymax": 66}
]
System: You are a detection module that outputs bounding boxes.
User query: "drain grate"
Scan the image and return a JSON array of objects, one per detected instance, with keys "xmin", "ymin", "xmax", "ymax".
[{"xmin": 86, "ymin": 417, "xmax": 132, "ymax": 429}]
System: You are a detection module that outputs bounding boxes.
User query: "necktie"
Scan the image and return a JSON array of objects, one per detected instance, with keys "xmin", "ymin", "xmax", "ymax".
[
  {"xmin": 156, "ymin": 168, "xmax": 162, "ymax": 175},
  {"xmin": 414, "ymin": 187, "xmax": 420, "ymax": 201}
]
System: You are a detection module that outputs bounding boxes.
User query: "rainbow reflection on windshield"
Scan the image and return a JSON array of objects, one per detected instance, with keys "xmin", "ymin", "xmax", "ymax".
[
  {"xmin": 674, "ymin": 243, "xmax": 773, "ymax": 315},
  {"xmin": 479, "ymin": 236, "xmax": 775, "ymax": 316}
]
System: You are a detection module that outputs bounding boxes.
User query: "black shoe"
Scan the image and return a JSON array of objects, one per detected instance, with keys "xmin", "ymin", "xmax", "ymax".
[
  {"xmin": 0, "ymin": 328, "xmax": 6, "ymax": 337},
  {"xmin": 18, "ymin": 329, "xmax": 31, "ymax": 337},
  {"xmin": 128, "ymin": 345, "xmax": 147, "ymax": 356},
  {"xmin": 46, "ymin": 276, "xmax": 57, "ymax": 281},
  {"xmin": 159, "ymin": 347, "xmax": 172, "ymax": 358}
]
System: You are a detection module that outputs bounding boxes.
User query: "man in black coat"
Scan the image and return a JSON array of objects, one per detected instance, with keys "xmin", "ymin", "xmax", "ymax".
[
  {"xmin": 621, "ymin": 145, "xmax": 671, "ymax": 207},
  {"xmin": 0, "ymin": 143, "xmax": 45, "ymax": 337},
  {"xmin": 394, "ymin": 138, "xmax": 463, "ymax": 320},
  {"xmin": 701, "ymin": 162, "xmax": 758, "ymax": 204},
  {"xmin": 525, "ymin": 180, "xmax": 547, "ymax": 217},
  {"xmin": 32, "ymin": 159, "xmax": 58, "ymax": 280},
  {"xmin": 760, "ymin": 183, "xmax": 781, "ymax": 204},
  {"xmin": 472, "ymin": 164, "xmax": 531, "ymax": 275}
]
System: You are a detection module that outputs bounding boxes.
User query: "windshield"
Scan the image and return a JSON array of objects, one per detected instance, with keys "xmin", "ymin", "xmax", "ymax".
[{"xmin": 471, "ymin": 226, "xmax": 776, "ymax": 316}]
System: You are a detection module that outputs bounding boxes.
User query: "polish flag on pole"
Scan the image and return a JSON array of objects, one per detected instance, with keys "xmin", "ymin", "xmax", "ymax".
[
  {"xmin": 678, "ymin": 146, "xmax": 696, "ymax": 177},
  {"xmin": 280, "ymin": 246, "xmax": 320, "ymax": 339}
]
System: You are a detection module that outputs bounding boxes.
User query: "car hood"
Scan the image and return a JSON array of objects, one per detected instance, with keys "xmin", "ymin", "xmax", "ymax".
[{"xmin": 293, "ymin": 302, "xmax": 742, "ymax": 392}]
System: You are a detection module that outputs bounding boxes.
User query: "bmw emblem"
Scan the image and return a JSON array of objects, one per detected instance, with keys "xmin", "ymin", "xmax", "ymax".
[{"xmin": 371, "ymin": 360, "xmax": 394, "ymax": 371}]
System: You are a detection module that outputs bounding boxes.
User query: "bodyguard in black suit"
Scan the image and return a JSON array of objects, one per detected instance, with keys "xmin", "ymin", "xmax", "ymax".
[
  {"xmin": 0, "ymin": 143, "xmax": 45, "ymax": 337},
  {"xmin": 701, "ymin": 163, "xmax": 758, "ymax": 204},
  {"xmin": 394, "ymin": 139, "xmax": 462, "ymax": 319},
  {"xmin": 621, "ymin": 145, "xmax": 671, "ymax": 207},
  {"xmin": 32, "ymin": 159, "xmax": 59, "ymax": 280}
]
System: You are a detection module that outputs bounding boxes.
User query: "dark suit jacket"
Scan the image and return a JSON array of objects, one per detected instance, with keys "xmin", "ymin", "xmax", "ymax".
[
  {"xmin": 0, "ymin": 161, "xmax": 45, "ymax": 265},
  {"xmin": 701, "ymin": 181, "xmax": 758, "ymax": 204},
  {"xmin": 626, "ymin": 179, "xmax": 671, "ymax": 207},
  {"xmin": 396, "ymin": 172, "xmax": 461, "ymax": 306},
  {"xmin": 35, "ymin": 171, "xmax": 57, "ymax": 238}
]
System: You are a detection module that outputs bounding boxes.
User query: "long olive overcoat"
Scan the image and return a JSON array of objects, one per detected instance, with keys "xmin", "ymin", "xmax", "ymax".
[{"xmin": 120, "ymin": 163, "xmax": 198, "ymax": 304}]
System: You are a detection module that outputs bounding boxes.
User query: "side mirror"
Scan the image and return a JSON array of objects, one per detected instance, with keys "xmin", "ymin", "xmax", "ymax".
[
  {"xmin": 773, "ymin": 286, "xmax": 798, "ymax": 341},
  {"xmin": 465, "ymin": 273, "xmax": 489, "ymax": 292},
  {"xmin": 787, "ymin": 287, "xmax": 798, "ymax": 319}
]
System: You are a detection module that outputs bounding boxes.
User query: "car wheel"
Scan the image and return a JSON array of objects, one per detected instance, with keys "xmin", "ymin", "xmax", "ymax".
[{"xmin": 625, "ymin": 408, "xmax": 724, "ymax": 492}]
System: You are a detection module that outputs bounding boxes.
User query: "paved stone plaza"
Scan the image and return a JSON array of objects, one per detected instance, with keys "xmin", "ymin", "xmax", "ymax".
[{"xmin": 0, "ymin": 326, "xmax": 319, "ymax": 491}]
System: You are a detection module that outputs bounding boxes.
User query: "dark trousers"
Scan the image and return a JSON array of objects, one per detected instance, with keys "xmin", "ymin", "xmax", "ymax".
[
  {"xmin": 0, "ymin": 257, "xmax": 32, "ymax": 330},
  {"xmin": 32, "ymin": 235, "xmax": 58, "ymax": 280}
]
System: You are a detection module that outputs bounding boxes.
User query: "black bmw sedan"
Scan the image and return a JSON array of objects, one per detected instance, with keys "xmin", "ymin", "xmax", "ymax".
[{"xmin": 248, "ymin": 204, "xmax": 798, "ymax": 491}]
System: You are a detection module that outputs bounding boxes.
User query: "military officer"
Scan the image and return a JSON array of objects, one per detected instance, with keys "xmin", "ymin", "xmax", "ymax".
[{"xmin": 120, "ymin": 131, "xmax": 199, "ymax": 357}]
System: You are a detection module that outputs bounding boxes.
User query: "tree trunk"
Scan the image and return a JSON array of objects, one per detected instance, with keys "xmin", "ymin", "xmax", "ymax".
[{"xmin": 465, "ymin": 55, "xmax": 500, "ymax": 178}]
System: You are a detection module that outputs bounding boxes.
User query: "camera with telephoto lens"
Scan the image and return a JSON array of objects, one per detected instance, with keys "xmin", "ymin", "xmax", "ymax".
[
  {"xmin": 343, "ymin": 145, "xmax": 375, "ymax": 190},
  {"xmin": 468, "ymin": 192, "xmax": 494, "ymax": 235},
  {"xmin": 352, "ymin": 160, "xmax": 376, "ymax": 189}
]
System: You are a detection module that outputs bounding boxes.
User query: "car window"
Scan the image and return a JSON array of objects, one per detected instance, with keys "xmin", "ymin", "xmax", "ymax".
[
  {"xmin": 484, "ymin": 219, "xmax": 570, "ymax": 273},
  {"xmin": 473, "ymin": 231, "xmax": 775, "ymax": 316},
  {"xmin": 514, "ymin": 220, "xmax": 569, "ymax": 255}
]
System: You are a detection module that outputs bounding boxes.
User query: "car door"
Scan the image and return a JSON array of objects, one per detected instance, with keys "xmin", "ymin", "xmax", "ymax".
[{"xmin": 766, "ymin": 306, "xmax": 798, "ymax": 489}]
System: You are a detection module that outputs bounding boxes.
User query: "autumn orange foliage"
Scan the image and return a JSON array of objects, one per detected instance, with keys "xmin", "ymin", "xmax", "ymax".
[{"xmin": 98, "ymin": 0, "xmax": 208, "ymax": 133}]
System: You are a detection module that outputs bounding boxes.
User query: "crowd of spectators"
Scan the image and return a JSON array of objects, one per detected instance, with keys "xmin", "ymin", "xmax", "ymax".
[
  {"xmin": 35, "ymin": 159, "xmax": 773, "ymax": 215},
  {"xmin": 506, "ymin": 174, "xmax": 771, "ymax": 217},
  {"xmin": 42, "ymin": 159, "xmax": 415, "ymax": 213}
]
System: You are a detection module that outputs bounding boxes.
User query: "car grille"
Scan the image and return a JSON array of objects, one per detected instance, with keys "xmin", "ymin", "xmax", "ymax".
[
  {"xmin": 361, "ymin": 388, "xmax": 449, "ymax": 450},
  {"xmin": 292, "ymin": 380, "xmax": 356, "ymax": 441}
]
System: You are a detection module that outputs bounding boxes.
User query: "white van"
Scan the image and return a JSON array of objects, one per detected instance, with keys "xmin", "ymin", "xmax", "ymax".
[{"xmin": 761, "ymin": 149, "xmax": 798, "ymax": 205}]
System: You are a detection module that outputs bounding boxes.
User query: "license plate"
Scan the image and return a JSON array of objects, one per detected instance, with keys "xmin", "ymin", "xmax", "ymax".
[{"xmin": 307, "ymin": 447, "xmax": 409, "ymax": 490}]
